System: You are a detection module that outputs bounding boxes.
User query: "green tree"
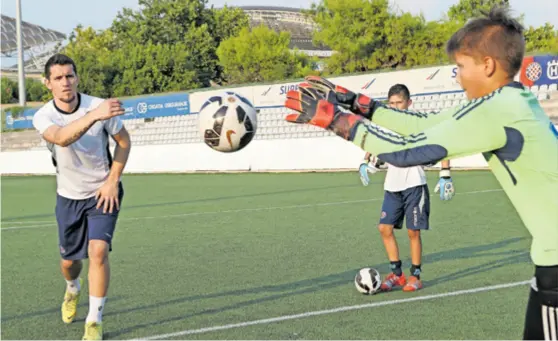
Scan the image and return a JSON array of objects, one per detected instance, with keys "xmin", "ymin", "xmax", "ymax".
[
  {"xmin": 446, "ymin": 0, "xmax": 557, "ymax": 54},
  {"xmin": 308, "ymin": 0, "xmax": 452, "ymax": 73},
  {"xmin": 372, "ymin": 12, "xmax": 428, "ymax": 69},
  {"xmin": 63, "ymin": 26, "xmax": 117, "ymax": 98},
  {"xmin": 112, "ymin": 0, "xmax": 206, "ymax": 45},
  {"xmin": 110, "ymin": 41, "xmax": 201, "ymax": 96},
  {"xmin": 1, "ymin": 77, "xmax": 52, "ymax": 104},
  {"xmin": 404, "ymin": 20, "xmax": 458, "ymax": 67},
  {"xmin": 525, "ymin": 23, "xmax": 558, "ymax": 54},
  {"xmin": 217, "ymin": 25, "xmax": 316, "ymax": 84},
  {"xmin": 309, "ymin": 0, "xmax": 393, "ymax": 74},
  {"xmin": 309, "ymin": 0, "xmax": 558, "ymax": 76},
  {"xmin": 1, "ymin": 77, "xmax": 18, "ymax": 104},
  {"xmin": 55, "ymin": 0, "xmax": 558, "ymax": 96},
  {"xmin": 209, "ymin": 5, "xmax": 250, "ymax": 46},
  {"xmin": 60, "ymin": 0, "xmax": 250, "ymax": 98},
  {"xmin": 111, "ymin": 1, "xmax": 248, "ymax": 46},
  {"xmin": 25, "ymin": 78, "xmax": 49, "ymax": 102},
  {"xmin": 447, "ymin": 0, "xmax": 510, "ymax": 22},
  {"xmin": 110, "ymin": 0, "xmax": 249, "ymax": 86}
]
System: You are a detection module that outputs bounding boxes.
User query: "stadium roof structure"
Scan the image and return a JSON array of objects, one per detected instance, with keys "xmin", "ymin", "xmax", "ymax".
[
  {"xmin": 239, "ymin": 6, "xmax": 307, "ymax": 13},
  {"xmin": 1, "ymin": 15, "xmax": 65, "ymax": 56},
  {"xmin": 239, "ymin": 6, "xmax": 333, "ymax": 57}
]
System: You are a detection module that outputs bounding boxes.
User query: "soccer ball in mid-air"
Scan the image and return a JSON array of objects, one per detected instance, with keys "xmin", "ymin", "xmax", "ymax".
[
  {"xmin": 198, "ymin": 91, "xmax": 257, "ymax": 153},
  {"xmin": 354, "ymin": 267, "xmax": 382, "ymax": 295}
]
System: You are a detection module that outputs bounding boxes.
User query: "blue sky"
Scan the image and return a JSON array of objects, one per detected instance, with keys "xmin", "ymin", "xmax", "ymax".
[{"xmin": 2, "ymin": 0, "xmax": 556, "ymax": 35}]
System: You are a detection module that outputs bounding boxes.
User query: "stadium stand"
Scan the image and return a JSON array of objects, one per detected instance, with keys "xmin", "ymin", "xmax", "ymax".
[
  {"xmin": 240, "ymin": 6, "xmax": 332, "ymax": 57},
  {"xmin": 2, "ymin": 88, "xmax": 557, "ymax": 152},
  {"xmin": 1, "ymin": 14, "xmax": 66, "ymax": 78}
]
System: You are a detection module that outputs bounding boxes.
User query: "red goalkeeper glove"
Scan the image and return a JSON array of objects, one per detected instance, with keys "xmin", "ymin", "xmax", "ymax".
[
  {"xmin": 303, "ymin": 76, "xmax": 377, "ymax": 119},
  {"xmin": 284, "ymin": 83, "xmax": 363, "ymax": 140}
]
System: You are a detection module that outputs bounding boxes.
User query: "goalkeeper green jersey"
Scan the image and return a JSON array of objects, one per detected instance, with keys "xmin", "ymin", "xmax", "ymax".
[{"xmin": 350, "ymin": 82, "xmax": 558, "ymax": 266}]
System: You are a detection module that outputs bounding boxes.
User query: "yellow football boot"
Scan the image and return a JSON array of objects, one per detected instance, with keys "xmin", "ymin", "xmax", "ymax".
[
  {"xmin": 82, "ymin": 321, "xmax": 103, "ymax": 340},
  {"xmin": 61, "ymin": 278, "xmax": 83, "ymax": 324}
]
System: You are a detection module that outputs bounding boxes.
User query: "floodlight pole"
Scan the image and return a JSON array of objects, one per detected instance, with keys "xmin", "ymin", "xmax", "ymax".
[{"xmin": 16, "ymin": 0, "xmax": 26, "ymax": 106}]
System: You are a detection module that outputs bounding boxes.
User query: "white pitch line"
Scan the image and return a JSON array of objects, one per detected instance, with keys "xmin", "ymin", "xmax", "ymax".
[
  {"xmin": 132, "ymin": 279, "xmax": 530, "ymax": 340},
  {"xmin": 1, "ymin": 189, "xmax": 503, "ymax": 231},
  {"xmin": 1, "ymin": 223, "xmax": 64, "ymax": 230},
  {"xmin": 0, "ymin": 220, "xmax": 54, "ymax": 224}
]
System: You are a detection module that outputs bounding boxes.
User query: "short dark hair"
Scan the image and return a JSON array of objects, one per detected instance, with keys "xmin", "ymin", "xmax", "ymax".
[
  {"xmin": 446, "ymin": 5, "xmax": 525, "ymax": 78},
  {"xmin": 44, "ymin": 54, "xmax": 77, "ymax": 79},
  {"xmin": 388, "ymin": 84, "xmax": 411, "ymax": 101}
]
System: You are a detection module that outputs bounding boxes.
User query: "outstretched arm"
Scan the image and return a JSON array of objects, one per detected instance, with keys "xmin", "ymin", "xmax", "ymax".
[
  {"xmin": 350, "ymin": 106, "xmax": 505, "ymax": 167},
  {"xmin": 33, "ymin": 99, "xmax": 125, "ymax": 147},
  {"xmin": 38, "ymin": 113, "xmax": 99, "ymax": 147},
  {"xmin": 368, "ymin": 102, "xmax": 457, "ymax": 136},
  {"xmin": 303, "ymin": 75, "xmax": 457, "ymax": 135},
  {"xmin": 284, "ymin": 85, "xmax": 506, "ymax": 168}
]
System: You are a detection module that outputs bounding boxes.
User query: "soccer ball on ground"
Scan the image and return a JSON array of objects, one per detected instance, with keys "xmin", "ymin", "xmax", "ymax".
[
  {"xmin": 354, "ymin": 267, "xmax": 382, "ymax": 295},
  {"xmin": 198, "ymin": 91, "xmax": 257, "ymax": 153}
]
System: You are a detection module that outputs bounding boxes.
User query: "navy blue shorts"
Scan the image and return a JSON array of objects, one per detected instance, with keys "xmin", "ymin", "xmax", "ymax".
[
  {"xmin": 55, "ymin": 183, "xmax": 124, "ymax": 260},
  {"xmin": 379, "ymin": 184, "xmax": 430, "ymax": 230}
]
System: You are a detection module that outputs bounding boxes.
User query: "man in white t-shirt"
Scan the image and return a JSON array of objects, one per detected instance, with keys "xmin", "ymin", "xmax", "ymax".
[
  {"xmin": 32, "ymin": 54, "xmax": 131, "ymax": 340},
  {"xmin": 359, "ymin": 84, "xmax": 454, "ymax": 292}
]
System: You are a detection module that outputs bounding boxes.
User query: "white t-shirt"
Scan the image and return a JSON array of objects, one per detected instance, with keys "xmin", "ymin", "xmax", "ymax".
[
  {"xmin": 383, "ymin": 163, "xmax": 427, "ymax": 193},
  {"xmin": 33, "ymin": 94, "xmax": 123, "ymax": 200}
]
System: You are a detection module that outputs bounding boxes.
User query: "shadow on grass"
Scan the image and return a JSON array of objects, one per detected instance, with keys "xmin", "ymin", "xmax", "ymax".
[{"xmin": 104, "ymin": 237, "xmax": 529, "ymax": 339}]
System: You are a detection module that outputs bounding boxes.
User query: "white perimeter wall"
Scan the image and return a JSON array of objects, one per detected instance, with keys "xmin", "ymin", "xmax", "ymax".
[{"xmin": 1, "ymin": 137, "xmax": 489, "ymax": 175}]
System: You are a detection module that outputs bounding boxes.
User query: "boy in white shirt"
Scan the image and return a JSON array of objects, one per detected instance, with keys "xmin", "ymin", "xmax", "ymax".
[{"xmin": 360, "ymin": 84, "xmax": 454, "ymax": 292}]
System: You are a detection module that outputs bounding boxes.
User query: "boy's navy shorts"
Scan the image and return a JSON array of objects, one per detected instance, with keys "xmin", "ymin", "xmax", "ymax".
[
  {"xmin": 379, "ymin": 184, "xmax": 430, "ymax": 230},
  {"xmin": 55, "ymin": 183, "xmax": 124, "ymax": 260}
]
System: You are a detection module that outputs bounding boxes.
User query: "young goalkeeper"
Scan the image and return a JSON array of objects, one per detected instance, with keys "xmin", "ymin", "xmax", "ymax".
[
  {"xmin": 360, "ymin": 83, "xmax": 454, "ymax": 292},
  {"xmin": 284, "ymin": 6, "xmax": 557, "ymax": 340}
]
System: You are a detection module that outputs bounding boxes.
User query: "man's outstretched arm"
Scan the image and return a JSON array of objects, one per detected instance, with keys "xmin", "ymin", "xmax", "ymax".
[{"xmin": 33, "ymin": 99, "xmax": 125, "ymax": 147}]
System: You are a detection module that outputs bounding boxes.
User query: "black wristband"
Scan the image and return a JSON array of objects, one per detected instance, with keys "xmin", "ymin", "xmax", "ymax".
[{"xmin": 352, "ymin": 95, "xmax": 375, "ymax": 120}]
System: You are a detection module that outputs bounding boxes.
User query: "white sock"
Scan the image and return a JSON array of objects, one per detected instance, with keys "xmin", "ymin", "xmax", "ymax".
[
  {"xmin": 86, "ymin": 296, "xmax": 106, "ymax": 323},
  {"xmin": 65, "ymin": 278, "xmax": 80, "ymax": 294}
]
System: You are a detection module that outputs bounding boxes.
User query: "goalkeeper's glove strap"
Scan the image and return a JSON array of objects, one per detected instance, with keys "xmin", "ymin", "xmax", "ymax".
[
  {"xmin": 440, "ymin": 168, "xmax": 451, "ymax": 179},
  {"xmin": 351, "ymin": 94, "xmax": 383, "ymax": 120}
]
